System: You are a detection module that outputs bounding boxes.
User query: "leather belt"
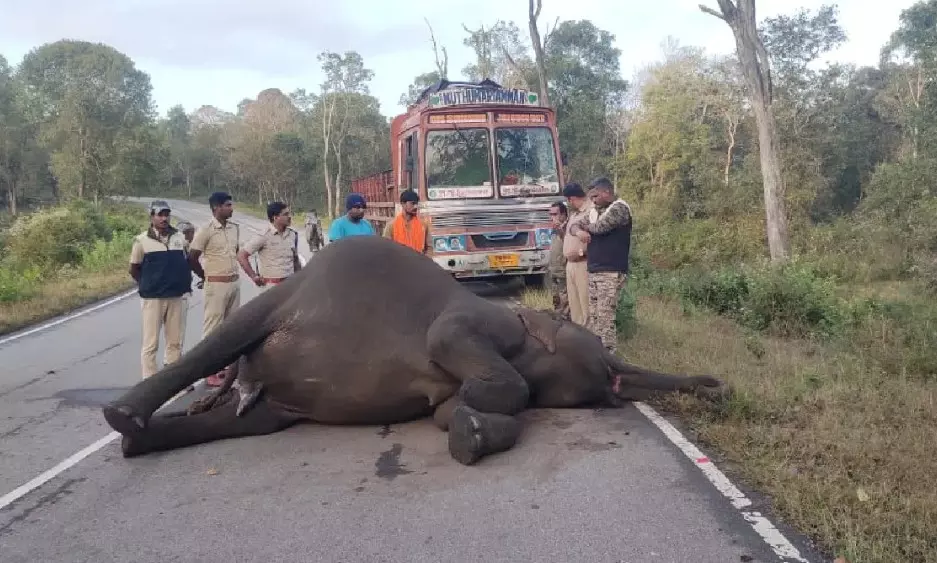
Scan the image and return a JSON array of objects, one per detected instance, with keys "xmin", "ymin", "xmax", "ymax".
[
  {"xmin": 205, "ymin": 274, "xmax": 239, "ymax": 283},
  {"xmin": 263, "ymin": 277, "xmax": 288, "ymax": 284}
]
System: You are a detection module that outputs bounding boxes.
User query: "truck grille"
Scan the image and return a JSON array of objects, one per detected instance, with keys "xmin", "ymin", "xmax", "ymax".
[{"xmin": 429, "ymin": 207, "xmax": 551, "ymax": 229}]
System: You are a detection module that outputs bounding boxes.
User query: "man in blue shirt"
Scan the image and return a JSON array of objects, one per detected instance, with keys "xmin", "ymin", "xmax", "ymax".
[{"xmin": 328, "ymin": 192, "xmax": 375, "ymax": 242}]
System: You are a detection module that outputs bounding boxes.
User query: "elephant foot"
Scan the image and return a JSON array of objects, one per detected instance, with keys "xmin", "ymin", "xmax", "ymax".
[
  {"xmin": 448, "ymin": 405, "xmax": 522, "ymax": 466},
  {"xmin": 120, "ymin": 433, "xmax": 148, "ymax": 458},
  {"xmin": 103, "ymin": 404, "xmax": 146, "ymax": 437}
]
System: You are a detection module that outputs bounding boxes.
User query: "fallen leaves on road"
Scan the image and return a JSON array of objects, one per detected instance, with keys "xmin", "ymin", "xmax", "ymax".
[{"xmin": 856, "ymin": 487, "xmax": 870, "ymax": 502}]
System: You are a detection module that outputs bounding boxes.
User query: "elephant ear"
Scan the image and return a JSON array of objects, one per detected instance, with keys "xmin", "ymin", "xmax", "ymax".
[{"xmin": 516, "ymin": 308, "xmax": 563, "ymax": 354}]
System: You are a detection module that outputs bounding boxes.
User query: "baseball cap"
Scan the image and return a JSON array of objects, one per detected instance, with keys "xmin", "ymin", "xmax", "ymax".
[
  {"xmin": 345, "ymin": 193, "xmax": 367, "ymax": 210},
  {"xmin": 150, "ymin": 200, "xmax": 171, "ymax": 214}
]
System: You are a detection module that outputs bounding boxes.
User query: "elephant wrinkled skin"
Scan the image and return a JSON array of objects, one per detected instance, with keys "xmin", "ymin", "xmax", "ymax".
[{"xmin": 102, "ymin": 235, "xmax": 725, "ymax": 465}]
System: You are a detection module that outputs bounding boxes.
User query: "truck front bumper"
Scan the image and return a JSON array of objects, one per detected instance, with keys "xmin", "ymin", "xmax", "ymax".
[{"xmin": 431, "ymin": 249, "xmax": 549, "ymax": 278}]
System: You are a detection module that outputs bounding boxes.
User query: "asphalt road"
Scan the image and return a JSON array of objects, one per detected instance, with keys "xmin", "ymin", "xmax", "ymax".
[{"xmin": 0, "ymin": 198, "xmax": 820, "ymax": 563}]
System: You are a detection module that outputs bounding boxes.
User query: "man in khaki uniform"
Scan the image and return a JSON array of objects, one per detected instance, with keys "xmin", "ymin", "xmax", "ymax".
[
  {"xmin": 129, "ymin": 201, "xmax": 193, "ymax": 379},
  {"xmin": 562, "ymin": 183, "xmax": 594, "ymax": 327},
  {"xmin": 188, "ymin": 191, "xmax": 241, "ymax": 386},
  {"xmin": 237, "ymin": 201, "xmax": 301, "ymax": 290}
]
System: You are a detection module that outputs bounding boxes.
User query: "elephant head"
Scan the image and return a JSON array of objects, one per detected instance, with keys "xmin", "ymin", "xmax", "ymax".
[{"xmin": 512, "ymin": 307, "xmax": 725, "ymax": 406}]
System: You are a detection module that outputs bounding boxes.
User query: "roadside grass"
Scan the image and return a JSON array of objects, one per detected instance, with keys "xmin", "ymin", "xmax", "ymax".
[
  {"xmin": 520, "ymin": 281, "xmax": 937, "ymax": 563},
  {"xmin": 0, "ymin": 201, "xmax": 147, "ymax": 337}
]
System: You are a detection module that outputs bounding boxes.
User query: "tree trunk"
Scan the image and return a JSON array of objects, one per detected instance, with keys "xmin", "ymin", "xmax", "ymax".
[
  {"xmin": 528, "ymin": 0, "xmax": 551, "ymax": 107},
  {"xmin": 8, "ymin": 180, "xmax": 17, "ymax": 215},
  {"xmin": 332, "ymin": 141, "xmax": 344, "ymax": 218},
  {"xmin": 724, "ymin": 121, "xmax": 736, "ymax": 188},
  {"xmin": 78, "ymin": 130, "xmax": 86, "ymax": 199},
  {"xmin": 701, "ymin": 0, "xmax": 791, "ymax": 262},
  {"xmin": 751, "ymin": 100, "xmax": 789, "ymax": 259}
]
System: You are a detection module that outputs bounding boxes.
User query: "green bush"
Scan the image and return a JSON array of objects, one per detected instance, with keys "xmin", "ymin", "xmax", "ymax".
[
  {"xmin": 0, "ymin": 201, "xmax": 146, "ymax": 302},
  {"xmin": 668, "ymin": 262, "xmax": 847, "ymax": 339}
]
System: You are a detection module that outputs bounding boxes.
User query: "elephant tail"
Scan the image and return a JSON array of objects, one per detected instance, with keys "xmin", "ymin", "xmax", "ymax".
[{"xmin": 603, "ymin": 351, "xmax": 721, "ymax": 392}]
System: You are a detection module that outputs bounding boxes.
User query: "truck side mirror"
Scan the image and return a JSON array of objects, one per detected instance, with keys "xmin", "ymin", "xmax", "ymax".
[
  {"xmin": 405, "ymin": 156, "xmax": 414, "ymax": 172},
  {"xmin": 560, "ymin": 152, "xmax": 569, "ymax": 166}
]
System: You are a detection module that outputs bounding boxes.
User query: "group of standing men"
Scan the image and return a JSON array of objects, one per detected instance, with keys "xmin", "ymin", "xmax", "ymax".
[
  {"xmin": 129, "ymin": 192, "xmax": 304, "ymax": 384},
  {"xmin": 128, "ymin": 179, "xmax": 629, "ymax": 380},
  {"xmin": 129, "ymin": 188, "xmax": 427, "ymax": 382},
  {"xmin": 547, "ymin": 177, "xmax": 632, "ymax": 354}
]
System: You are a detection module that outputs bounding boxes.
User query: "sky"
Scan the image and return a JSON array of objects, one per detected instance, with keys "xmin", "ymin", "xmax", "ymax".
[{"xmin": 0, "ymin": 0, "xmax": 920, "ymax": 119}]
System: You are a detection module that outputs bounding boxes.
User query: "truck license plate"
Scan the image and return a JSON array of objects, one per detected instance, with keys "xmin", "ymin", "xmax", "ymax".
[{"xmin": 488, "ymin": 253, "xmax": 519, "ymax": 268}]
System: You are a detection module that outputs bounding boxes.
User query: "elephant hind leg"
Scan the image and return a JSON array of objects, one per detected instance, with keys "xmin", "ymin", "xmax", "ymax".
[
  {"xmin": 427, "ymin": 312, "xmax": 530, "ymax": 465},
  {"xmin": 448, "ymin": 405, "xmax": 522, "ymax": 465},
  {"xmin": 120, "ymin": 397, "xmax": 303, "ymax": 458}
]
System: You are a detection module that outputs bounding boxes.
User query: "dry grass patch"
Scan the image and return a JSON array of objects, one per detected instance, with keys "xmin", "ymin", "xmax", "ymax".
[
  {"xmin": 0, "ymin": 269, "xmax": 135, "ymax": 335},
  {"xmin": 621, "ymin": 295, "xmax": 937, "ymax": 563},
  {"xmin": 520, "ymin": 287, "xmax": 553, "ymax": 310}
]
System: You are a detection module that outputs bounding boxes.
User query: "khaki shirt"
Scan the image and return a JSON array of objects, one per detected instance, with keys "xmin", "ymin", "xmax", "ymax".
[
  {"xmin": 563, "ymin": 199, "xmax": 593, "ymax": 261},
  {"xmin": 189, "ymin": 218, "xmax": 240, "ymax": 277},
  {"xmin": 242, "ymin": 225, "xmax": 299, "ymax": 279}
]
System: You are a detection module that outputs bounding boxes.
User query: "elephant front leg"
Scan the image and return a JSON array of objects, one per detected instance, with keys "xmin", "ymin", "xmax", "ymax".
[{"xmin": 427, "ymin": 313, "xmax": 530, "ymax": 466}]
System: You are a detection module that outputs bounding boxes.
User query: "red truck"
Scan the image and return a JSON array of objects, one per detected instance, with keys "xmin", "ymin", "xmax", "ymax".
[{"xmin": 351, "ymin": 79, "xmax": 567, "ymax": 285}]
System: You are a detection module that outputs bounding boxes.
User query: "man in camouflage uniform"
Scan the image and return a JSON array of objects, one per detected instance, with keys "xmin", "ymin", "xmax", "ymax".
[
  {"xmin": 569, "ymin": 177, "xmax": 633, "ymax": 353},
  {"xmin": 547, "ymin": 201, "xmax": 570, "ymax": 319}
]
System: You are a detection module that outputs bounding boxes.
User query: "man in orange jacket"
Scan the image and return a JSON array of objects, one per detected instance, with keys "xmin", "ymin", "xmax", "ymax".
[{"xmin": 383, "ymin": 189, "xmax": 431, "ymax": 254}]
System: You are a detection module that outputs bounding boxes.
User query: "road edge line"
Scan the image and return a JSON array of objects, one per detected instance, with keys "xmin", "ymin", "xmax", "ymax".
[
  {"xmin": 0, "ymin": 382, "xmax": 204, "ymax": 511},
  {"xmin": 633, "ymin": 402, "xmax": 811, "ymax": 563},
  {"xmin": 0, "ymin": 289, "xmax": 139, "ymax": 348}
]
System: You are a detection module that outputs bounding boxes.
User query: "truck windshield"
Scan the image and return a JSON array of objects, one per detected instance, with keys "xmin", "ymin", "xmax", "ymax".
[
  {"xmin": 425, "ymin": 128, "xmax": 494, "ymax": 200},
  {"xmin": 495, "ymin": 127, "xmax": 561, "ymax": 197}
]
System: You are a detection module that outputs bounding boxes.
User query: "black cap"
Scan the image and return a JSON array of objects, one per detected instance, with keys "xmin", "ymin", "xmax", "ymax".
[
  {"xmin": 562, "ymin": 183, "xmax": 585, "ymax": 198},
  {"xmin": 400, "ymin": 189, "xmax": 420, "ymax": 204}
]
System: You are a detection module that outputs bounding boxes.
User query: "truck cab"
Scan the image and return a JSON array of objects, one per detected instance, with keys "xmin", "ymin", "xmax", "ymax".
[{"xmin": 352, "ymin": 79, "xmax": 566, "ymax": 284}]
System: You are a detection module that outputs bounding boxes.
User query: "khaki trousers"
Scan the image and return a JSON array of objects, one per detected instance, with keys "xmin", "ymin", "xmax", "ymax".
[
  {"xmin": 566, "ymin": 259, "xmax": 590, "ymax": 327},
  {"xmin": 202, "ymin": 280, "xmax": 241, "ymax": 337},
  {"xmin": 140, "ymin": 296, "xmax": 188, "ymax": 379}
]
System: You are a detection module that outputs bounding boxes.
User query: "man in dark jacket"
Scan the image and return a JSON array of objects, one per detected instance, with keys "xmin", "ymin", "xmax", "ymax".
[
  {"xmin": 569, "ymin": 177, "xmax": 633, "ymax": 353},
  {"xmin": 129, "ymin": 201, "xmax": 193, "ymax": 378}
]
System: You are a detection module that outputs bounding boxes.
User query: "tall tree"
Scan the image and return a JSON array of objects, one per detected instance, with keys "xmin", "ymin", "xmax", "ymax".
[
  {"xmin": 700, "ymin": 0, "xmax": 791, "ymax": 262},
  {"xmin": 544, "ymin": 20, "xmax": 628, "ymax": 178},
  {"xmin": 528, "ymin": 0, "xmax": 557, "ymax": 106},
  {"xmin": 16, "ymin": 40, "xmax": 154, "ymax": 202},
  {"xmin": 316, "ymin": 51, "xmax": 375, "ymax": 218},
  {"xmin": 164, "ymin": 105, "xmax": 192, "ymax": 196}
]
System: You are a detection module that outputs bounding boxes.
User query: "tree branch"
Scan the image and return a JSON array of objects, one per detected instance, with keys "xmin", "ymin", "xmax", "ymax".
[{"xmin": 699, "ymin": 4, "xmax": 727, "ymax": 21}]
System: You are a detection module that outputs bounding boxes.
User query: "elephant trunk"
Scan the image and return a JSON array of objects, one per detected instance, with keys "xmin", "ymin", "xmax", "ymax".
[{"xmin": 602, "ymin": 350, "xmax": 720, "ymax": 393}]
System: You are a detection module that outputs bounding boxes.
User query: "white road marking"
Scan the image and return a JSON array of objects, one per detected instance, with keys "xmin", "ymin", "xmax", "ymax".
[
  {"xmin": 0, "ymin": 289, "xmax": 138, "ymax": 348},
  {"xmin": 0, "ymin": 381, "xmax": 203, "ymax": 511},
  {"xmin": 634, "ymin": 402, "xmax": 811, "ymax": 563}
]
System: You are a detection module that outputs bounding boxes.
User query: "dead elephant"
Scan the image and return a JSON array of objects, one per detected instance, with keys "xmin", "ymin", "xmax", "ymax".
[{"xmin": 102, "ymin": 235, "xmax": 725, "ymax": 465}]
